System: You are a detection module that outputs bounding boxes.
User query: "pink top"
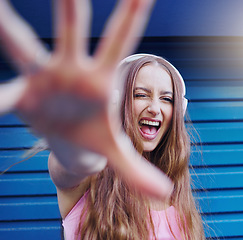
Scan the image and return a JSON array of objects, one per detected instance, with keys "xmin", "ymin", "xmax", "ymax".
[{"xmin": 62, "ymin": 192, "xmax": 183, "ymax": 240}]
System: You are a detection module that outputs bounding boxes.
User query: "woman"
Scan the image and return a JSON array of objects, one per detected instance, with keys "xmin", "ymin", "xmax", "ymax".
[
  {"xmin": 0, "ymin": 1, "xmax": 204, "ymax": 239},
  {"xmin": 48, "ymin": 54, "xmax": 205, "ymax": 239}
]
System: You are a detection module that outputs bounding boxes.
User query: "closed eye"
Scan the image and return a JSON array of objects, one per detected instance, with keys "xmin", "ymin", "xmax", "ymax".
[
  {"xmin": 160, "ymin": 97, "xmax": 173, "ymax": 103},
  {"xmin": 134, "ymin": 93, "xmax": 148, "ymax": 98}
]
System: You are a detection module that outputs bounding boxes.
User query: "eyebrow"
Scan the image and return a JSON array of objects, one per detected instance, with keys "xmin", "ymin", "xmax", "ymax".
[
  {"xmin": 134, "ymin": 87, "xmax": 173, "ymax": 96},
  {"xmin": 134, "ymin": 87, "xmax": 151, "ymax": 93}
]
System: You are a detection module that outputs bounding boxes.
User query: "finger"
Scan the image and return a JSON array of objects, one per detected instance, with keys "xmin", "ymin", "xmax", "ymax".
[
  {"xmin": 0, "ymin": 1, "xmax": 49, "ymax": 73},
  {"xmin": 54, "ymin": 0, "xmax": 91, "ymax": 59},
  {"xmin": 0, "ymin": 77, "xmax": 28, "ymax": 115},
  {"xmin": 95, "ymin": 0, "xmax": 155, "ymax": 69},
  {"xmin": 108, "ymin": 133, "xmax": 174, "ymax": 200}
]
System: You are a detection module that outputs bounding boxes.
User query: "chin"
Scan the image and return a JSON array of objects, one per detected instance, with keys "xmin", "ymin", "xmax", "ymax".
[{"xmin": 142, "ymin": 142, "xmax": 158, "ymax": 152}]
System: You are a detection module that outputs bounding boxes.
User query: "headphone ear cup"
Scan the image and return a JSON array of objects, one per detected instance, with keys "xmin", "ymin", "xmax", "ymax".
[{"xmin": 183, "ymin": 97, "xmax": 188, "ymax": 116}]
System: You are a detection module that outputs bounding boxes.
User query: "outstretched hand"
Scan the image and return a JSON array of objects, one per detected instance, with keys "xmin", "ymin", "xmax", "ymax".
[{"xmin": 0, "ymin": 0, "xmax": 173, "ymax": 199}]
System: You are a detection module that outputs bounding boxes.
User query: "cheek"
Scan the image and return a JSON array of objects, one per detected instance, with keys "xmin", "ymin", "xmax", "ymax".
[
  {"xmin": 133, "ymin": 101, "xmax": 144, "ymax": 119},
  {"xmin": 164, "ymin": 105, "xmax": 173, "ymax": 124}
]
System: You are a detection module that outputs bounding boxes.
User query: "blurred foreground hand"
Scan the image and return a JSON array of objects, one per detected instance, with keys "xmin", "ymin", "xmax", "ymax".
[{"xmin": 0, "ymin": 0, "xmax": 173, "ymax": 200}]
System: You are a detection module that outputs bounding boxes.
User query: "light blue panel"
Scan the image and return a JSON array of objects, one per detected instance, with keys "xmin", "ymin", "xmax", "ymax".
[
  {"xmin": 188, "ymin": 102, "xmax": 243, "ymax": 121},
  {"xmin": 0, "ymin": 150, "xmax": 49, "ymax": 172},
  {"xmin": 213, "ymin": 238, "xmax": 243, "ymax": 240},
  {"xmin": 0, "ymin": 172, "xmax": 56, "ymax": 196},
  {"xmin": 0, "ymin": 196, "xmax": 60, "ymax": 221},
  {"xmin": 195, "ymin": 189, "xmax": 243, "ymax": 213},
  {"xmin": 190, "ymin": 144, "xmax": 243, "ymax": 166},
  {"xmin": 188, "ymin": 122, "xmax": 243, "ymax": 144},
  {"xmin": 191, "ymin": 166, "xmax": 243, "ymax": 190},
  {"xmin": 203, "ymin": 213, "xmax": 243, "ymax": 238},
  {"xmin": 0, "ymin": 221, "xmax": 61, "ymax": 240}
]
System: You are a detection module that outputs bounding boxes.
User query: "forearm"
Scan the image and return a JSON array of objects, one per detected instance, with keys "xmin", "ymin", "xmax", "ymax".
[{"xmin": 47, "ymin": 136, "xmax": 107, "ymax": 189}]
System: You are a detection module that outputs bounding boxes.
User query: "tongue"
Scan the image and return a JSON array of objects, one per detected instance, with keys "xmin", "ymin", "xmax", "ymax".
[{"xmin": 140, "ymin": 125, "xmax": 157, "ymax": 135}]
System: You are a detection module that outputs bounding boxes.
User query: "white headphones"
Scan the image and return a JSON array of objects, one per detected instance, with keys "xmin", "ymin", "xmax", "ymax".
[{"xmin": 119, "ymin": 54, "xmax": 188, "ymax": 115}]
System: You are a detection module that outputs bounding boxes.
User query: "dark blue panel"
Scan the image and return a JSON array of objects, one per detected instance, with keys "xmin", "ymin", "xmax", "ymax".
[
  {"xmin": 10, "ymin": 0, "xmax": 52, "ymax": 38},
  {"xmin": 9, "ymin": 0, "xmax": 243, "ymax": 37},
  {"xmin": 145, "ymin": 0, "xmax": 243, "ymax": 37},
  {"xmin": 187, "ymin": 86, "xmax": 243, "ymax": 101},
  {"xmin": 0, "ymin": 114, "xmax": 25, "ymax": 126}
]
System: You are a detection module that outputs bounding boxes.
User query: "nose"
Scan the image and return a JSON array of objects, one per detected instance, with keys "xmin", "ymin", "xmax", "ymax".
[{"xmin": 147, "ymin": 99, "xmax": 160, "ymax": 116}]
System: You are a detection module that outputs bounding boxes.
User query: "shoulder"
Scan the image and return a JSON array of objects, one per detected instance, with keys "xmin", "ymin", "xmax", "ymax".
[{"xmin": 61, "ymin": 190, "xmax": 89, "ymax": 240}]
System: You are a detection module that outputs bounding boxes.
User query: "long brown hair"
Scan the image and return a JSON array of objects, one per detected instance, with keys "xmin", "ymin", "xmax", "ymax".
[{"xmin": 77, "ymin": 55, "xmax": 205, "ymax": 239}]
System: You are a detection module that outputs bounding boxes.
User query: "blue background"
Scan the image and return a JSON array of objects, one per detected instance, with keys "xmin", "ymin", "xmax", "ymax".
[
  {"xmin": 0, "ymin": 1, "xmax": 243, "ymax": 239},
  {"xmin": 9, "ymin": 0, "xmax": 243, "ymax": 37}
]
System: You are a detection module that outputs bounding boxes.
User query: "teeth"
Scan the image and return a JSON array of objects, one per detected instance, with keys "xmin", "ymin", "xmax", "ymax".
[{"xmin": 140, "ymin": 119, "xmax": 160, "ymax": 126}]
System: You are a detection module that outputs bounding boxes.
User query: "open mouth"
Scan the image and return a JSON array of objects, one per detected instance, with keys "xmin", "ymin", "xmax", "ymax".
[{"xmin": 139, "ymin": 119, "xmax": 161, "ymax": 140}]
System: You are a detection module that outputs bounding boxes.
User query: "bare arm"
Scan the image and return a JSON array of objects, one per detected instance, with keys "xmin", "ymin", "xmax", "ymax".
[{"xmin": 48, "ymin": 152, "xmax": 91, "ymax": 218}]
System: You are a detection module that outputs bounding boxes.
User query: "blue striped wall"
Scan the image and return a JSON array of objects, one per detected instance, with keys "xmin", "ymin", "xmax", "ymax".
[
  {"xmin": 157, "ymin": 37, "xmax": 243, "ymax": 239},
  {"xmin": 0, "ymin": 117, "xmax": 61, "ymax": 238},
  {"xmin": 0, "ymin": 37, "xmax": 243, "ymax": 239}
]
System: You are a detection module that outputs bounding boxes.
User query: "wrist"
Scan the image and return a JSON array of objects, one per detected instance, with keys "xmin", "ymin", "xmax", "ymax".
[{"xmin": 46, "ymin": 135, "xmax": 107, "ymax": 176}]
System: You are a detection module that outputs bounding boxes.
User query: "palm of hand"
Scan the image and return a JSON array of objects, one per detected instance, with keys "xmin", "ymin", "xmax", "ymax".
[{"xmin": 17, "ymin": 58, "xmax": 114, "ymax": 153}]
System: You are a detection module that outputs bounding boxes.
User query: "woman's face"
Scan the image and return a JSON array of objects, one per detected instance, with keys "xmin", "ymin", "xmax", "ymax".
[{"xmin": 133, "ymin": 64, "xmax": 174, "ymax": 152}]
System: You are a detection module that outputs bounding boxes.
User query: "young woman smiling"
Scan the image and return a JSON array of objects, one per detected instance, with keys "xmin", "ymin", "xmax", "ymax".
[
  {"xmin": 56, "ymin": 54, "xmax": 205, "ymax": 239},
  {"xmin": 109, "ymin": 54, "xmax": 205, "ymax": 239},
  {"xmin": 0, "ymin": 0, "xmax": 205, "ymax": 239}
]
